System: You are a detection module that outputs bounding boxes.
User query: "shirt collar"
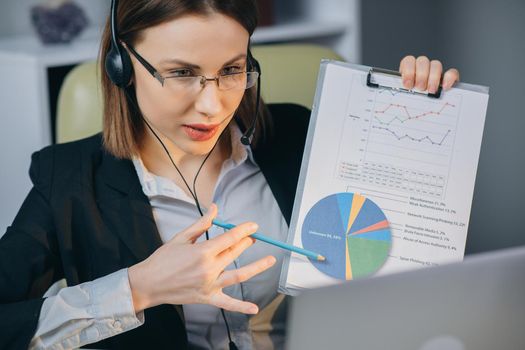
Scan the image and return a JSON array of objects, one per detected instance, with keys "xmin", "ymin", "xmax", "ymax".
[{"xmin": 131, "ymin": 120, "xmax": 256, "ymax": 198}]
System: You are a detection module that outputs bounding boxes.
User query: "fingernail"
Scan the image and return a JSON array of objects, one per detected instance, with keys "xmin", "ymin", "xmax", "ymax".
[
  {"xmin": 250, "ymin": 223, "xmax": 258, "ymax": 231},
  {"xmin": 249, "ymin": 306, "xmax": 258, "ymax": 314}
]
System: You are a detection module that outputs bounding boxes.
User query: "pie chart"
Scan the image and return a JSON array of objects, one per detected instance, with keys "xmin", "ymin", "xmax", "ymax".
[{"xmin": 301, "ymin": 192, "xmax": 391, "ymax": 280}]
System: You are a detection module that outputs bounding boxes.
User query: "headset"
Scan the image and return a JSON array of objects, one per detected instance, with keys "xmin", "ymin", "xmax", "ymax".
[
  {"xmin": 104, "ymin": 0, "xmax": 262, "ymax": 145},
  {"xmin": 104, "ymin": 1, "xmax": 264, "ymax": 348}
]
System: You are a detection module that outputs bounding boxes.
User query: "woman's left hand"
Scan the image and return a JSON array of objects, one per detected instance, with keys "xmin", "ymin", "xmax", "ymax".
[{"xmin": 399, "ymin": 56, "xmax": 460, "ymax": 94}]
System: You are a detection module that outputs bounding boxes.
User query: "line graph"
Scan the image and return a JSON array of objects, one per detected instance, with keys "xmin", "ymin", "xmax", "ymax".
[
  {"xmin": 374, "ymin": 101, "xmax": 456, "ymax": 124},
  {"xmin": 368, "ymin": 88, "xmax": 460, "ymax": 166},
  {"xmin": 372, "ymin": 125, "xmax": 451, "ymax": 146},
  {"xmin": 334, "ymin": 76, "xmax": 462, "ymax": 198}
]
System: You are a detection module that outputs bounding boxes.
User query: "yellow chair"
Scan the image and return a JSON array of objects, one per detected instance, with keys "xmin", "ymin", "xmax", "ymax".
[{"xmin": 56, "ymin": 44, "xmax": 343, "ymax": 143}]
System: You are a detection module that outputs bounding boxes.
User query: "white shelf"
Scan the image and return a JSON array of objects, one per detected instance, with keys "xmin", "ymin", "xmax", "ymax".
[
  {"xmin": 0, "ymin": 20, "xmax": 352, "ymax": 67},
  {"xmin": 0, "ymin": 27, "xmax": 101, "ymax": 67},
  {"xmin": 0, "ymin": 0, "xmax": 362, "ymax": 66},
  {"xmin": 252, "ymin": 20, "xmax": 349, "ymax": 43}
]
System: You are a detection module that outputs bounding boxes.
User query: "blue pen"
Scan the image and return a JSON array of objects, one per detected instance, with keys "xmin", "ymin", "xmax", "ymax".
[{"xmin": 212, "ymin": 219, "xmax": 326, "ymax": 261}]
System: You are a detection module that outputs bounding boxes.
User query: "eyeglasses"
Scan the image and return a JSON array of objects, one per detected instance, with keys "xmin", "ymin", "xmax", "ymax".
[{"xmin": 125, "ymin": 43, "xmax": 259, "ymax": 94}]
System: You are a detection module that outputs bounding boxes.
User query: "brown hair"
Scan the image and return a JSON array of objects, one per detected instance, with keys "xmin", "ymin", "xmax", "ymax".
[{"xmin": 99, "ymin": 0, "xmax": 271, "ymax": 159}]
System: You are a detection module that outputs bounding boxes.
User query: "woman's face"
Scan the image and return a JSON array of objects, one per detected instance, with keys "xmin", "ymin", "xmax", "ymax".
[{"xmin": 130, "ymin": 13, "xmax": 250, "ymax": 156}]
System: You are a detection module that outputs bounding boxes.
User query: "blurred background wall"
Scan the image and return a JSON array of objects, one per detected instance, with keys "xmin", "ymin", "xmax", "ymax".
[{"xmin": 362, "ymin": 0, "xmax": 525, "ymax": 254}]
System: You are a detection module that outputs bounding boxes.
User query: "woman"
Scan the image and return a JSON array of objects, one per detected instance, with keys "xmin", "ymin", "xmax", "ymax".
[{"xmin": 0, "ymin": 0, "xmax": 459, "ymax": 349}]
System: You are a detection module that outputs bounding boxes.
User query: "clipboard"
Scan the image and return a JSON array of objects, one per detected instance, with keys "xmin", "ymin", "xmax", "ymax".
[
  {"xmin": 366, "ymin": 67, "xmax": 442, "ymax": 99},
  {"xmin": 278, "ymin": 60, "xmax": 489, "ymax": 296}
]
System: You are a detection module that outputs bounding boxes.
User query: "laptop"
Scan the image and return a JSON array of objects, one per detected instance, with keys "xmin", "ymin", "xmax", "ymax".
[{"xmin": 287, "ymin": 246, "xmax": 525, "ymax": 350}]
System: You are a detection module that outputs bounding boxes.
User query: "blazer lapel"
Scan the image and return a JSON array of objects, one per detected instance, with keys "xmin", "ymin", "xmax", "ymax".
[
  {"xmin": 95, "ymin": 149, "xmax": 186, "ymax": 323},
  {"xmin": 96, "ymin": 150, "xmax": 163, "ymax": 263}
]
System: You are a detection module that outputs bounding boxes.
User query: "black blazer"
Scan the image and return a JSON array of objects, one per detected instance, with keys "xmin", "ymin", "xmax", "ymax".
[{"xmin": 0, "ymin": 103, "xmax": 311, "ymax": 350}]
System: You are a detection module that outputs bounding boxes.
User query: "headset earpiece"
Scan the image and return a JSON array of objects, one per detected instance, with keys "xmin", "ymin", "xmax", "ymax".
[
  {"xmin": 105, "ymin": 42, "xmax": 132, "ymax": 88},
  {"xmin": 105, "ymin": 0, "xmax": 132, "ymax": 88}
]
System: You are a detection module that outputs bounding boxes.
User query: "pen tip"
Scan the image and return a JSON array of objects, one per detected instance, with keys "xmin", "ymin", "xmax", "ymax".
[{"xmin": 318, "ymin": 255, "xmax": 326, "ymax": 261}]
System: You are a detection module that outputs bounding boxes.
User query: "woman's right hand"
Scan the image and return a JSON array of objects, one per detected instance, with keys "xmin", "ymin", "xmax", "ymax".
[{"xmin": 128, "ymin": 204, "xmax": 275, "ymax": 315}]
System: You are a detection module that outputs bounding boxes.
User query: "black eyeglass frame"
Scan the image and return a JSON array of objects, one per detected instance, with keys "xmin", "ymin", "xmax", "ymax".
[{"xmin": 124, "ymin": 43, "xmax": 259, "ymax": 91}]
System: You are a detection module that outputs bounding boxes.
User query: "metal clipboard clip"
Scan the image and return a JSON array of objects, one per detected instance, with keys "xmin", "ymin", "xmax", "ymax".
[{"xmin": 366, "ymin": 67, "xmax": 442, "ymax": 99}]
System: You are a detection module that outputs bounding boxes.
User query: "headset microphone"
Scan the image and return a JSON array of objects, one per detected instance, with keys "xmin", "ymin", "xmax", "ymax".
[{"xmin": 240, "ymin": 49, "xmax": 261, "ymax": 146}]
